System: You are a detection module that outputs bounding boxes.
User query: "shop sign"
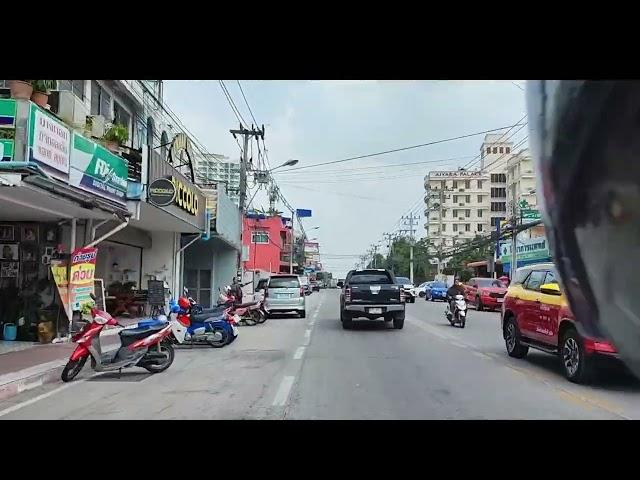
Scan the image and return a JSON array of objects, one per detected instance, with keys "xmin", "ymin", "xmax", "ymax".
[
  {"xmin": 70, "ymin": 247, "xmax": 98, "ymax": 311},
  {"xmin": 28, "ymin": 103, "xmax": 70, "ymax": 180},
  {"xmin": 500, "ymin": 236, "xmax": 550, "ymax": 264},
  {"xmin": 521, "ymin": 209, "xmax": 542, "ymax": 220},
  {"xmin": 0, "ymin": 99, "xmax": 17, "ymax": 161},
  {"xmin": 69, "ymin": 133, "xmax": 128, "ymax": 204},
  {"xmin": 430, "ymin": 170, "xmax": 482, "ymax": 178},
  {"xmin": 172, "ymin": 175, "xmax": 199, "ymax": 215},
  {"xmin": 167, "ymin": 132, "xmax": 193, "ymax": 165},
  {"xmin": 51, "ymin": 259, "xmax": 70, "ymax": 320},
  {"xmin": 148, "ymin": 178, "xmax": 176, "ymax": 206}
]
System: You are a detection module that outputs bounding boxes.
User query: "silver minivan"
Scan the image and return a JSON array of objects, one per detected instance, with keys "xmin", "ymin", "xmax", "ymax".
[{"xmin": 264, "ymin": 274, "xmax": 306, "ymax": 318}]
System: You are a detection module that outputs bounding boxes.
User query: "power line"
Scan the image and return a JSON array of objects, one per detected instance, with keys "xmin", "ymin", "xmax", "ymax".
[
  {"xmin": 280, "ymin": 123, "xmax": 527, "ymax": 173},
  {"xmin": 237, "ymin": 80, "xmax": 259, "ymax": 127},
  {"xmin": 464, "ymin": 123, "xmax": 528, "ymax": 172},
  {"xmin": 219, "ymin": 80, "xmax": 249, "ymax": 128},
  {"xmin": 459, "ymin": 115, "xmax": 527, "ymax": 170}
]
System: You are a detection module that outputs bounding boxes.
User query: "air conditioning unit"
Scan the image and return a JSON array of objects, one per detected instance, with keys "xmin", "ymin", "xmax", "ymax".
[
  {"xmin": 57, "ymin": 91, "xmax": 89, "ymax": 128},
  {"xmin": 88, "ymin": 115, "xmax": 106, "ymax": 138}
]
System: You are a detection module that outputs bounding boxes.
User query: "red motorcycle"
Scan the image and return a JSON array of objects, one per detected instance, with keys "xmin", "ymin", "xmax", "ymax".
[
  {"xmin": 61, "ymin": 294, "xmax": 175, "ymax": 382},
  {"xmin": 219, "ymin": 287, "xmax": 266, "ymax": 326}
]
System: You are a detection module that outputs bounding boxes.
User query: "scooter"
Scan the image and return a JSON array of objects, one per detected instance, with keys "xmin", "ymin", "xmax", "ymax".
[
  {"xmin": 445, "ymin": 294, "xmax": 468, "ymax": 328},
  {"xmin": 61, "ymin": 294, "xmax": 175, "ymax": 382},
  {"xmin": 220, "ymin": 287, "xmax": 266, "ymax": 326},
  {"xmin": 170, "ymin": 299, "xmax": 236, "ymax": 347}
]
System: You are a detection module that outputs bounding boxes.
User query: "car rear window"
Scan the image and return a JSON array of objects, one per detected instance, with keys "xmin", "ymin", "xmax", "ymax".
[
  {"xmin": 269, "ymin": 276, "xmax": 300, "ymax": 288},
  {"xmin": 476, "ymin": 278, "xmax": 505, "ymax": 288},
  {"xmin": 348, "ymin": 272, "xmax": 393, "ymax": 285},
  {"xmin": 513, "ymin": 268, "xmax": 532, "ymax": 285},
  {"xmin": 431, "ymin": 282, "xmax": 446, "ymax": 288},
  {"xmin": 396, "ymin": 277, "xmax": 411, "ymax": 284}
]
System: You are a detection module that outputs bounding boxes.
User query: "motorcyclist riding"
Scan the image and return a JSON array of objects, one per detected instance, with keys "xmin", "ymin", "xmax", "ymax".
[{"xmin": 446, "ymin": 279, "xmax": 465, "ymax": 313}]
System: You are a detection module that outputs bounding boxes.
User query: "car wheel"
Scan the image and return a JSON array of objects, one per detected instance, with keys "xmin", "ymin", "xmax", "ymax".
[
  {"xmin": 341, "ymin": 310, "xmax": 353, "ymax": 329},
  {"xmin": 476, "ymin": 296, "xmax": 484, "ymax": 312},
  {"xmin": 430, "ymin": 297, "xmax": 435, "ymax": 302},
  {"xmin": 504, "ymin": 316, "xmax": 528, "ymax": 358},
  {"xmin": 561, "ymin": 328, "xmax": 593, "ymax": 384},
  {"xmin": 419, "ymin": 292, "xmax": 425, "ymax": 298},
  {"xmin": 299, "ymin": 310, "xmax": 306, "ymax": 319},
  {"xmin": 393, "ymin": 316, "xmax": 404, "ymax": 329}
]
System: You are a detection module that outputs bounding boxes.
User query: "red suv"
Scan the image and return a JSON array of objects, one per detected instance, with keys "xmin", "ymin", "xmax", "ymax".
[
  {"xmin": 464, "ymin": 277, "xmax": 508, "ymax": 311},
  {"xmin": 501, "ymin": 263, "xmax": 618, "ymax": 383}
]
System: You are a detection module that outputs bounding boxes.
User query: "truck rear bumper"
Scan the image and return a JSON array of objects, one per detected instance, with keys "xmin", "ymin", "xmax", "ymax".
[{"xmin": 344, "ymin": 304, "xmax": 405, "ymax": 319}]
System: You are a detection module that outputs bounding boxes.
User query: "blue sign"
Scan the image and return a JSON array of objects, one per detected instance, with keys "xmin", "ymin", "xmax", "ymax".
[{"xmin": 296, "ymin": 209, "xmax": 312, "ymax": 218}]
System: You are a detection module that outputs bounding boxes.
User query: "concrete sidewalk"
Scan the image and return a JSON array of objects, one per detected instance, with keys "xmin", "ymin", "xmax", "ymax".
[{"xmin": 0, "ymin": 318, "xmax": 140, "ymax": 401}]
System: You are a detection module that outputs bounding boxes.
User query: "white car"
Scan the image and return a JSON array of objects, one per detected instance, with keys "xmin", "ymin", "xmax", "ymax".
[
  {"xmin": 395, "ymin": 276, "xmax": 416, "ymax": 303},
  {"xmin": 412, "ymin": 281, "xmax": 431, "ymax": 298}
]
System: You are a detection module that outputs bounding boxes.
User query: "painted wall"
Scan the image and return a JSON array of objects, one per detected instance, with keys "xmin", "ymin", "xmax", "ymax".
[
  {"xmin": 242, "ymin": 216, "xmax": 290, "ymax": 274},
  {"xmin": 141, "ymin": 231, "xmax": 177, "ymax": 291}
]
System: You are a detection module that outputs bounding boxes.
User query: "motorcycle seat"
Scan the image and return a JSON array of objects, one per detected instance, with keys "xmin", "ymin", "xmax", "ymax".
[
  {"xmin": 191, "ymin": 310, "xmax": 225, "ymax": 323},
  {"xmin": 236, "ymin": 301, "xmax": 258, "ymax": 308},
  {"xmin": 119, "ymin": 325, "xmax": 164, "ymax": 339}
]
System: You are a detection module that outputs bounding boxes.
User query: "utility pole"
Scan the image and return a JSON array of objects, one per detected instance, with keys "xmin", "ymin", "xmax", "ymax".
[
  {"xmin": 383, "ymin": 232, "xmax": 395, "ymax": 273},
  {"xmin": 230, "ymin": 123, "xmax": 264, "ymax": 213},
  {"xmin": 510, "ymin": 199, "xmax": 518, "ymax": 277},
  {"xmin": 289, "ymin": 209, "xmax": 295, "ymax": 274},
  {"xmin": 400, "ymin": 212, "xmax": 419, "ymax": 284}
]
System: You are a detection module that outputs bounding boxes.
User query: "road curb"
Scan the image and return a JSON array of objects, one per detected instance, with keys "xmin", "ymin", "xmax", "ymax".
[{"xmin": 0, "ymin": 362, "xmax": 66, "ymax": 402}]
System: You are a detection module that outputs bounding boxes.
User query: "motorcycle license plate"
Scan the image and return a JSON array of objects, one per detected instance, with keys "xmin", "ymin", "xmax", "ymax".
[
  {"xmin": 368, "ymin": 308, "xmax": 382, "ymax": 314},
  {"xmin": 232, "ymin": 325, "xmax": 239, "ymax": 336}
]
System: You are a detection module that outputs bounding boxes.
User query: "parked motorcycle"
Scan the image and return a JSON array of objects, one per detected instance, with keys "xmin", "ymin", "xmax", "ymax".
[
  {"xmin": 219, "ymin": 286, "xmax": 266, "ymax": 326},
  {"xmin": 61, "ymin": 294, "xmax": 175, "ymax": 382},
  {"xmin": 445, "ymin": 294, "xmax": 467, "ymax": 328},
  {"xmin": 172, "ymin": 291, "xmax": 239, "ymax": 347}
]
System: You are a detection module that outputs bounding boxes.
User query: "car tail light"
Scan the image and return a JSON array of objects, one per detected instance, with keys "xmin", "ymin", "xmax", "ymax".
[
  {"xmin": 345, "ymin": 287, "xmax": 351, "ymax": 302},
  {"xmin": 300, "ymin": 287, "xmax": 304, "ymax": 297},
  {"xmin": 400, "ymin": 288, "xmax": 406, "ymax": 302}
]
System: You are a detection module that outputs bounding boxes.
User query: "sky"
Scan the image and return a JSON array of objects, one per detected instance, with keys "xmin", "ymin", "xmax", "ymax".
[{"xmin": 163, "ymin": 80, "xmax": 527, "ymax": 278}]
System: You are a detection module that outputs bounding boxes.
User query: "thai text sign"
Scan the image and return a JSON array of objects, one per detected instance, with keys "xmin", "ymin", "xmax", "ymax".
[
  {"xmin": 51, "ymin": 259, "xmax": 70, "ymax": 320},
  {"xmin": 500, "ymin": 237, "xmax": 550, "ymax": 264},
  {"xmin": 28, "ymin": 104, "xmax": 70, "ymax": 179},
  {"xmin": 70, "ymin": 247, "xmax": 98, "ymax": 311}
]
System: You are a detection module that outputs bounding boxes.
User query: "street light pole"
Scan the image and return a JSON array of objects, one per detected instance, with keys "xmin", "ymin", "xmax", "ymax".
[{"xmin": 290, "ymin": 209, "xmax": 295, "ymax": 274}]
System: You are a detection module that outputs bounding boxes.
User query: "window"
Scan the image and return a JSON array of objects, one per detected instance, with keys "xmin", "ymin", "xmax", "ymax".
[
  {"xmin": 452, "ymin": 180, "xmax": 458, "ymax": 188},
  {"xmin": 544, "ymin": 270, "xmax": 558, "ymax": 285},
  {"xmin": 268, "ymin": 276, "xmax": 301, "ymax": 288},
  {"xmin": 465, "ymin": 224, "xmax": 470, "ymax": 231},
  {"xmin": 251, "ymin": 231, "xmax": 269, "ymax": 244},
  {"xmin": 491, "ymin": 187, "xmax": 506, "ymax": 198},
  {"xmin": 91, "ymin": 81, "xmax": 111, "ymax": 117},
  {"xmin": 113, "ymin": 101, "xmax": 131, "ymax": 133},
  {"xmin": 58, "ymin": 80, "xmax": 85, "ymax": 100},
  {"xmin": 453, "ymin": 195, "xmax": 458, "ymax": 203},
  {"xmin": 491, "ymin": 202, "xmax": 506, "ymax": 212},
  {"xmin": 453, "ymin": 224, "xmax": 458, "ymax": 232},
  {"xmin": 465, "ymin": 209, "xmax": 470, "ymax": 217},
  {"xmin": 477, "ymin": 223, "xmax": 483, "ymax": 232},
  {"xmin": 492, "ymin": 147, "xmax": 498, "ymax": 154},
  {"xmin": 499, "ymin": 147, "xmax": 504, "ymax": 153},
  {"xmin": 466, "ymin": 195, "xmax": 470, "ymax": 202},
  {"xmin": 524, "ymin": 271, "xmax": 546, "ymax": 291},
  {"xmin": 477, "ymin": 209, "xmax": 483, "ymax": 217},
  {"xmin": 506, "ymin": 147, "xmax": 511, "ymax": 154},
  {"xmin": 486, "ymin": 147, "xmax": 491, "ymax": 154},
  {"xmin": 465, "ymin": 180, "xmax": 470, "ymax": 189},
  {"xmin": 477, "ymin": 180, "xmax": 483, "ymax": 189},
  {"xmin": 491, "ymin": 217, "xmax": 506, "ymax": 227},
  {"xmin": 491, "ymin": 173, "xmax": 507, "ymax": 183},
  {"xmin": 441, "ymin": 180, "xmax": 446, "ymax": 188},
  {"xmin": 452, "ymin": 209, "xmax": 458, "ymax": 217},
  {"xmin": 477, "ymin": 194, "xmax": 483, "ymax": 203}
]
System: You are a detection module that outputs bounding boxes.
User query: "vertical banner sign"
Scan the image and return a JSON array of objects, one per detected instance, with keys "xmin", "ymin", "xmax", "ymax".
[
  {"xmin": 51, "ymin": 259, "xmax": 70, "ymax": 320},
  {"xmin": 28, "ymin": 103, "xmax": 70, "ymax": 180},
  {"xmin": 70, "ymin": 247, "xmax": 98, "ymax": 310}
]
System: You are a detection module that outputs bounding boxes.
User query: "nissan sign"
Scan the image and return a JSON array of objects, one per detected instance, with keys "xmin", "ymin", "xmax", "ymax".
[{"xmin": 148, "ymin": 178, "xmax": 176, "ymax": 207}]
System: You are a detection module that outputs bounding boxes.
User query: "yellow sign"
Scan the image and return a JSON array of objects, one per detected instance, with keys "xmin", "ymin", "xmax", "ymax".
[
  {"xmin": 51, "ymin": 260, "xmax": 70, "ymax": 320},
  {"xmin": 171, "ymin": 175, "xmax": 199, "ymax": 216}
]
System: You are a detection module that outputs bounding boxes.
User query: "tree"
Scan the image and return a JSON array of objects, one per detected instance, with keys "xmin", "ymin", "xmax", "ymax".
[{"xmin": 442, "ymin": 235, "xmax": 493, "ymax": 278}]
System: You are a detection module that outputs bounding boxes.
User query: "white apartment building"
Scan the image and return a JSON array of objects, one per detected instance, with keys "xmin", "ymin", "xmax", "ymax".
[
  {"xmin": 480, "ymin": 133, "xmax": 510, "ymax": 230},
  {"xmin": 424, "ymin": 170, "xmax": 490, "ymax": 253},
  {"xmin": 194, "ymin": 153, "xmax": 241, "ymax": 206},
  {"xmin": 506, "ymin": 148, "xmax": 536, "ymax": 210}
]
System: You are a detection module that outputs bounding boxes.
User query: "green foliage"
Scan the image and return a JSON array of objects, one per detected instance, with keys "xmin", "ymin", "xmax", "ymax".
[
  {"xmin": 31, "ymin": 80, "xmax": 57, "ymax": 94},
  {"xmin": 80, "ymin": 300, "xmax": 95, "ymax": 316},
  {"xmin": 103, "ymin": 123, "xmax": 129, "ymax": 144}
]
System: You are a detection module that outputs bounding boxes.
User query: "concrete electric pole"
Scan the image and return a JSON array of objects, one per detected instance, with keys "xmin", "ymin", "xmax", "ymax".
[
  {"xmin": 400, "ymin": 212, "xmax": 420, "ymax": 284},
  {"xmin": 230, "ymin": 123, "xmax": 264, "ymax": 213}
]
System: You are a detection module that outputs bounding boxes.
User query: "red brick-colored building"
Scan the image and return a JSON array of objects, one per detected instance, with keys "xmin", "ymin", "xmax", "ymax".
[{"xmin": 242, "ymin": 214, "xmax": 295, "ymax": 274}]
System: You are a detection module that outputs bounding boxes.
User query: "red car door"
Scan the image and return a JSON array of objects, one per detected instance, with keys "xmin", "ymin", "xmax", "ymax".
[
  {"xmin": 465, "ymin": 280, "xmax": 477, "ymax": 303},
  {"xmin": 538, "ymin": 270, "xmax": 562, "ymax": 346},
  {"xmin": 519, "ymin": 270, "xmax": 547, "ymax": 341}
]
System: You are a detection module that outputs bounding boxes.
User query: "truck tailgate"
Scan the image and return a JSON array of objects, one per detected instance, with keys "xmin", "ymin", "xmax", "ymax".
[{"xmin": 349, "ymin": 284, "xmax": 402, "ymax": 304}]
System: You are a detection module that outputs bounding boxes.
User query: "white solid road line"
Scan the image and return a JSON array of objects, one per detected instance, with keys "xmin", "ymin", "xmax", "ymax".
[
  {"xmin": 272, "ymin": 376, "xmax": 296, "ymax": 406},
  {"xmin": 0, "ymin": 378, "xmax": 88, "ymax": 418},
  {"xmin": 293, "ymin": 347, "xmax": 306, "ymax": 360},
  {"xmin": 304, "ymin": 329, "xmax": 311, "ymax": 338}
]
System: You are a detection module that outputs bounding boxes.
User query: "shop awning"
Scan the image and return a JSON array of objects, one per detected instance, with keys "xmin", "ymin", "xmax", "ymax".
[{"xmin": 0, "ymin": 168, "xmax": 131, "ymax": 221}]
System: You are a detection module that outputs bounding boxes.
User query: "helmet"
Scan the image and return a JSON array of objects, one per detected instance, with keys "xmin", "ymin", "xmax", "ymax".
[
  {"xmin": 178, "ymin": 296, "xmax": 191, "ymax": 311},
  {"xmin": 527, "ymin": 80, "xmax": 640, "ymax": 377}
]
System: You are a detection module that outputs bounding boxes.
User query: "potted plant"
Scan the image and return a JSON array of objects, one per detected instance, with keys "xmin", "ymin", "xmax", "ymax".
[
  {"xmin": 30, "ymin": 80, "xmax": 57, "ymax": 108},
  {"xmin": 102, "ymin": 123, "xmax": 129, "ymax": 152},
  {"xmin": 8, "ymin": 80, "xmax": 33, "ymax": 100}
]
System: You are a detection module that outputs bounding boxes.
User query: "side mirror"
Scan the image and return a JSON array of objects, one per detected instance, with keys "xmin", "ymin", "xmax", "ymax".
[
  {"xmin": 540, "ymin": 283, "xmax": 561, "ymax": 296},
  {"xmin": 337, "ymin": 281, "xmax": 344, "ymax": 288}
]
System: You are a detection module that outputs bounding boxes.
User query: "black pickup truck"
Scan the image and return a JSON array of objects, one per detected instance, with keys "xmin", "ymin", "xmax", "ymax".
[{"xmin": 339, "ymin": 269, "xmax": 405, "ymax": 330}]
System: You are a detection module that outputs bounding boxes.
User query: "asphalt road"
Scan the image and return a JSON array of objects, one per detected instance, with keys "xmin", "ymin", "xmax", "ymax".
[{"xmin": 2, "ymin": 290, "xmax": 639, "ymax": 419}]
